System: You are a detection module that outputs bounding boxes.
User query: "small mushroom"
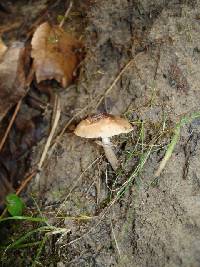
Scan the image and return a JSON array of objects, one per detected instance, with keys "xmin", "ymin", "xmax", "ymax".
[{"xmin": 74, "ymin": 113, "xmax": 133, "ymax": 171}]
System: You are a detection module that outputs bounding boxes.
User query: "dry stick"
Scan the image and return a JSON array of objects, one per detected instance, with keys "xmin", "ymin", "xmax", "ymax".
[
  {"xmin": 111, "ymin": 219, "xmax": 121, "ymax": 257},
  {"xmin": 16, "ymin": 170, "xmax": 37, "ymax": 195},
  {"xmin": 96, "ymin": 59, "xmax": 135, "ymax": 109},
  {"xmin": 37, "ymin": 95, "xmax": 61, "ymax": 171},
  {"xmin": 59, "ymin": 1, "xmax": 73, "ymax": 28},
  {"xmin": 56, "ymin": 156, "xmax": 102, "ymax": 217},
  {"xmin": 0, "ymin": 206, "xmax": 8, "ymax": 219},
  {"xmin": 61, "ymin": 195, "xmax": 117, "ymax": 248},
  {"xmin": 0, "ymin": 99, "xmax": 22, "ymax": 152}
]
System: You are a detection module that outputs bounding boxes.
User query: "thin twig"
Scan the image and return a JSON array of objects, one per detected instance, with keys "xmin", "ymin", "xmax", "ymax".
[
  {"xmin": 111, "ymin": 219, "xmax": 121, "ymax": 257},
  {"xmin": 59, "ymin": 1, "xmax": 73, "ymax": 28},
  {"xmin": 96, "ymin": 59, "xmax": 134, "ymax": 109},
  {"xmin": 0, "ymin": 100, "xmax": 22, "ymax": 152},
  {"xmin": 61, "ymin": 198, "xmax": 114, "ymax": 248},
  {"xmin": 16, "ymin": 170, "xmax": 37, "ymax": 195},
  {"xmin": 38, "ymin": 95, "xmax": 61, "ymax": 171},
  {"xmin": 52, "ymin": 105, "xmax": 88, "ymax": 149},
  {"xmin": 56, "ymin": 156, "xmax": 102, "ymax": 217}
]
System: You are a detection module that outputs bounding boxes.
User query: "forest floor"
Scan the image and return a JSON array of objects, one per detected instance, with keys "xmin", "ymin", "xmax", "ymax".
[{"xmin": 1, "ymin": 0, "xmax": 200, "ymax": 266}]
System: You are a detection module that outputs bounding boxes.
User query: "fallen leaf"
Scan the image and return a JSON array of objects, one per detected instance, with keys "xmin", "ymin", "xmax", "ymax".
[
  {"xmin": 0, "ymin": 42, "xmax": 26, "ymax": 121},
  {"xmin": 31, "ymin": 22, "xmax": 83, "ymax": 88}
]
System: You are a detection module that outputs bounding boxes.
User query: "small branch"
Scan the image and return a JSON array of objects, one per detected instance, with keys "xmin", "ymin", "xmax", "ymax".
[
  {"xmin": 0, "ymin": 99, "xmax": 22, "ymax": 152},
  {"xmin": 38, "ymin": 95, "xmax": 61, "ymax": 170},
  {"xmin": 96, "ymin": 59, "xmax": 134, "ymax": 109},
  {"xmin": 16, "ymin": 170, "xmax": 37, "ymax": 195},
  {"xmin": 111, "ymin": 219, "xmax": 121, "ymax": 257},
  {"xmin": 59, "ymin": 1, "xmax": 73, "ymax": 28}
]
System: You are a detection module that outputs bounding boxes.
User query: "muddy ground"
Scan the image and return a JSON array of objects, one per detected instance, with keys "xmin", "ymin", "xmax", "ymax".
[{"xmin": 1, "ymin": 0, "xmax": 200, "ymax": 266}]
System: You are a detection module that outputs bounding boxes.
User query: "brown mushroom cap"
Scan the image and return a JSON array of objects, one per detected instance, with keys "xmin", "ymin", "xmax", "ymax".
[{"xmin": 74, "ymin": 113, "xmax": 133, "ymax": 138}]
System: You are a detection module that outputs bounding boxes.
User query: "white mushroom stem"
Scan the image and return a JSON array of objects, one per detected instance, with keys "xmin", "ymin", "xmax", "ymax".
[{"xmin": 101, "ymin": 137, "xmax": 119, "ymax": 171}]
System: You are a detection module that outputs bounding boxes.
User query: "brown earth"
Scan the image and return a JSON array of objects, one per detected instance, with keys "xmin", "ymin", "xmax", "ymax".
[{"xmin": 1, "ymin": 0, "xmax": 200, "ymax": 266}]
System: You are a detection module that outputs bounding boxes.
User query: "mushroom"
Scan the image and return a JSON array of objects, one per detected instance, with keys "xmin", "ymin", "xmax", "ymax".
[{"xmin": 74, "ymin": 113, "xmax": 133, "ymax": 171}]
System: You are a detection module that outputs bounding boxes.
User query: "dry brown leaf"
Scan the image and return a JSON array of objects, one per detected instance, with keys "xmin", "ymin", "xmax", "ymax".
[
  {"xmin": 0, "ymin": 42, "xmax": 26, "ymax": 122},
  {"xmin": 31, "ymin": 22, "xmax": 83, "ymax": 88},
  {"xmin": 0, "ymin": 38, "xmax": 7, "ymax": 59}
]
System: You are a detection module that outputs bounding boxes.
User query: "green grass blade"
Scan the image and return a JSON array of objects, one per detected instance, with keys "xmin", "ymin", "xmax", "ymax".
[
  {"xmin": 2, "ymin": 226, "xmax": 54, "ymax": 251},
  {"xmin": 31, "ymin": 235, "xmax": 48, "ymax": 267},
  {"xmin": 154, "ymin": 111, "xmax": 200, "ymax": 178},
  {"xmin": 0, "ymin": 216, "xmax": 47, "ymax": 223}
]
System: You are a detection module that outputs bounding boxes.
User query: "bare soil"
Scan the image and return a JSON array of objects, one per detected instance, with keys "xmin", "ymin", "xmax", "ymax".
[{"xmin": 1, "ymin": 0, "xmax": 200, "ymax": 266}]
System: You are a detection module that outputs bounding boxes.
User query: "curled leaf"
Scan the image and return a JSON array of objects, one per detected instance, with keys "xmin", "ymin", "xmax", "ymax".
[{"xmin": 31, "ymin": 22, "xmax": 83, "ymax": 88}]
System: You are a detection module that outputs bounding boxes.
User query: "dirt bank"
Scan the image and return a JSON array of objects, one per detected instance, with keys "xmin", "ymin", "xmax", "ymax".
[{"xmin": 1, "ymin": 0, "xmax": 200, "ymax": 266}]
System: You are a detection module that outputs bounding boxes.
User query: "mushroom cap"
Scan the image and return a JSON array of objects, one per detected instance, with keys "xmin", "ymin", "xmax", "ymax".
[{"xmin": 74, "ymin": 113, "xmax": 133, "ymax": 138}]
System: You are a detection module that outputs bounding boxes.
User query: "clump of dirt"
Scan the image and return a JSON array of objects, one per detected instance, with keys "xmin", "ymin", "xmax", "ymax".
[{"xmin": 1, "ymin": 0, "xmax": 200, "ymax": 266}]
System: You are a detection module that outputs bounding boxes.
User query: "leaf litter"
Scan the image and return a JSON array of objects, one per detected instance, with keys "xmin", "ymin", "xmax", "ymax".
[{"xmin": 0, "ymin": 2, "xmax": 84, "ymax": 212}]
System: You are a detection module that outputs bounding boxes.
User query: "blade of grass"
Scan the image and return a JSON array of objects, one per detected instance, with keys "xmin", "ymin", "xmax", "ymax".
[
  {"xmin": 31, "ymin": 234, "xmax": 48, "ymax": 267},
  {"xmin": 4, "ymin": 226, "xmax": 54, "ymax": 250},
  {"xmin": 0, "ymin": 216, "xmax": 47, "ymax": 223},
  {"xmin": 31, "ymin": 197, "xmax": 51, "ymax": 227},
  {"xmin": 140, "ymin": 121, "xmax": 145, "ymax": 153},
  {"xmin": 1, "ymin": 226, "xmax": 55, "ymax": 263},
  {"xmin": 0, "ymin": 241, "xmax": 42, "ymax": 250},
  {"xmin": 154, "ymin": 111, "xmax": 200, "ymax": 178},
  {"xmin": 117, "ymin": 145, "xmax": 153, "ymax": 198}
]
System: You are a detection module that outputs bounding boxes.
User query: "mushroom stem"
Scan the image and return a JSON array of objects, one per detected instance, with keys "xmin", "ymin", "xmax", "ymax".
[{"xmin": 101, "ymin": 137, "xmax": 119, "ymax": 171}]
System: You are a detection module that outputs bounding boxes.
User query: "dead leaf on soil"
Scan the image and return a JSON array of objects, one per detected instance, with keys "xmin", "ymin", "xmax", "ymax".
[
  {"xmin": 0, "ymin": 42, "xmax": 26, "ymax": 122},
  {"xmin": 31, "ymin": 22, "xmax": 83, "ymax": 88}
]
